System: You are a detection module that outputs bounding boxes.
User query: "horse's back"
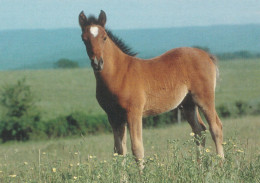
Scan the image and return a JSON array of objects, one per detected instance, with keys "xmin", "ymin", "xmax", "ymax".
[
  {"xmin": 141, "ymin": 47, "xmax": 217, "ymax": 84},
  {"xmin": 160, "ymin": 47, "xmax": 217, "ymax": 85},
  {"xmin": 165, "ymin": 47, "xmax": 217, "ymax": 92},
  {"xmin": 159, "ymin": 47, "xmax": 215, "ymax": 66}
]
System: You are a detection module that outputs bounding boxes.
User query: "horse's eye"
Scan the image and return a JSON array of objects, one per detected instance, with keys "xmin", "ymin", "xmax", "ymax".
[
  {"xmin": 81, "ymin": 34, "xmax": 88, "ymax": 42},
  {"xmin": 82, "ymin": 37, "xmax": 87, "ymax": 42},
  {"xmin": 103, "ymin": 36, "xmax": 107, "ymax": 41},
  {"xmin": 82, "ymin": 38, "xmax": 89, "ymax": 45}
]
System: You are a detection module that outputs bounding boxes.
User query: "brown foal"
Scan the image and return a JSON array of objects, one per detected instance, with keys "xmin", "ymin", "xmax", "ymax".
[{"xmin": 79, "ymin": 10, "xmax": 224, "ymax": 166}]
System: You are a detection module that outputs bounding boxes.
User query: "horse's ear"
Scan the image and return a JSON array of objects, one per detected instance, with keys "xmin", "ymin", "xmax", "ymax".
[
  {"xmin": 79, "ymin": 11, "xmax": 88, "ymax": 31},
  {"xmin": 98, "ymin": 10, "xmax": 106, "ymax": 27}
]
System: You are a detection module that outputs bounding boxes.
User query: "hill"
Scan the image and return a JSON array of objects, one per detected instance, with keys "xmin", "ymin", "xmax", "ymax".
[{"xmin": 0, "ymin": 24, "xmax": 260, "ymax": 70}]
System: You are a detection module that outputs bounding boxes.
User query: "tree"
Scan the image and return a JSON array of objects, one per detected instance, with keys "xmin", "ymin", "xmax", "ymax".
[
  {"xmin": 0, "ymin": 79, "xmax": 40, "ymax": 142},
  {"xmin": 54, "ymin": 58, "xmax": 79, "ymax": 69}
]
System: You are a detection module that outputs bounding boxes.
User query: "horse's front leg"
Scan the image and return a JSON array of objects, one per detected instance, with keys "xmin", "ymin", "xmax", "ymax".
[
  {"xmin": 108, "ymin": 116, "xmax": 129, "ymax": 181},
  {"xmin": 108, "ymin": 116, "xmax": 127, "ymax": 155},
  {"xmin": 127, "ymin": 110, "xmax": 144, "ymax": 170}
]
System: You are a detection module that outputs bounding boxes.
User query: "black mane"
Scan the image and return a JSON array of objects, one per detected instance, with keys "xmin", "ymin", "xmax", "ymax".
[
  {"xmin": 106, "ymin": 29, "xmax": 137, "ymax": 57},
  {"xmin": 86, "ymin": 15, "xmax": 137, "ymax": 57}
]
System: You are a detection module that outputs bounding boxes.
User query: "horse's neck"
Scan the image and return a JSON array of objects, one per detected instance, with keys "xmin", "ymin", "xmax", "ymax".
[{"xmin": 95, "ymin": 40, "xmax": 132, "ymax": 89}]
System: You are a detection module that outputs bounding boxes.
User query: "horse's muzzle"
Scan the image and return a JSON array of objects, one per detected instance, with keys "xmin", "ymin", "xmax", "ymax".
[{"xmin": 91, "ymin": 57, "xmax": 104, "ymax": 71}]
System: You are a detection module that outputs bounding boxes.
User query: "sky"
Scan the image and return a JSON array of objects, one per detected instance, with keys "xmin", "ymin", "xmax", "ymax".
[{"xmin": 0, "ymin": 0, "xmax": 260, "ymax": 30}]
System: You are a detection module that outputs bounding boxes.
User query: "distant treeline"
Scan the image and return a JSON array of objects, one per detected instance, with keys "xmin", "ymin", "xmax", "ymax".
[
  {"xmin": 53, "ymin": 48, "xmax": 260, "ymax": 70},
  {"xmin": 216, "ymin": 51, "xmax": 260, "ymax": 60},
  {"xmin": 193, "ymin": 46, "xmax": 260, "ymax": 60}
]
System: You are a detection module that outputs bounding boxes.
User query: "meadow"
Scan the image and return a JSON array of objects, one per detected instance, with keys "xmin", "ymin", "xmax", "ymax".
[
  {"xmin": 0, "ymin": 116, "xmax": 259, "ymax": 182},
  {"xmin": 0, "ymin": 58, "xmax": 260, "ymax": 182},
  {"xmin": 0, "ymin": 58, "xmax": 260, "ymax": 120}
]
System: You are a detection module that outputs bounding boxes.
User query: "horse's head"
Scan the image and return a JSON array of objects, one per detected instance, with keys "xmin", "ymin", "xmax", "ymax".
[{"xmin": 79, "ymin": 10, "xmax": 108, "ymax": 71}]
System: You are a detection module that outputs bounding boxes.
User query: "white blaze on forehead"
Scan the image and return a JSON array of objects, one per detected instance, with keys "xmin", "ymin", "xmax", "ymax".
[{"xmin": 90, "ymin": 26, "xmax": 99, "ymax": 37}]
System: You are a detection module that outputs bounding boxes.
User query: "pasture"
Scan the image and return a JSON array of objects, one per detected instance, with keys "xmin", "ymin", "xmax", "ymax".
[
  {"xmin": 0, "ymin": 58, "xmax": 260, "ymax": 120},
  {"xmin": 0, "ymin": 58, "xmax": 260, "ymax": 182},
  {"xmin": 0, "ymin": 116, "xmax": 259, "ymax": 182}
]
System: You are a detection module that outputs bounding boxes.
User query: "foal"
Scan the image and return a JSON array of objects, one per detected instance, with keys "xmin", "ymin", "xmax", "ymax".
[{"xmin": 79, "ymin": 10, "xmax": 224, "ymax": 164}]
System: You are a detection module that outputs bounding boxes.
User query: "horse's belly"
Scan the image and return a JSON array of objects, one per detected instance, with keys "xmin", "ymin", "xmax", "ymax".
[
  {"xmin": 143, "ymin": 87, "xmax": 187, "ymax": 117},
  {"xmin": 143, "ymin": 99, "xmax": 180, "ymax": 116}
]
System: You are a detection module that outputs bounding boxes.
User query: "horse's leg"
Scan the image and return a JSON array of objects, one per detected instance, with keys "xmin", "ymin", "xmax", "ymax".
[
  {"xmin": 193, "ymin": 94, "xmax": 224, "ymax": 158},
  {"xmin": 108, "ymin": 116, "xmax": 127, "ymax": 155},
  {"xmin": 203, "ymin": 108, "xmax": 224, "ymax": 158},
  {"xmin": 112, "ymin": 124, "xmax": 127, "ymax": 155},
  {"xmin": 127, "ymin": 110, "xmax": 144, "ymax": 170},
  {"xmin": 108, "ymin": 116, "xmax": 129, "ymax": 182},
  {"xmin": 183, "ymin": 100, "xmax": 206, "ymax": 156}
]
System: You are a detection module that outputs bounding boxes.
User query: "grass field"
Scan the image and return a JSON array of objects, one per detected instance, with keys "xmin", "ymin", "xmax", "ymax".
[
  {"xmin": 0, "ymin": 58, "xmax": 260, "ymax": 120},
  {"xmin": 0, "ymin": 115, "xmax": 259, "ymax": 182},
  {"xmin": 216, "ymin": 59, "xmax": 260, "ymax": 105},
  {"xmin": 0, "ymin": 58, "xmax": 260, "ymax": 181},
  {"xmin": 0, "ymin": 68, "xmax": 99, "ymax": 119}
]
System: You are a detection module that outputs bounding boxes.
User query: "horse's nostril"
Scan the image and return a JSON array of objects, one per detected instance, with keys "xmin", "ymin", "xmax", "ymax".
[
  {"xmin": 94, "ymin": 57, "xmax": 99, "ymax": 65},
  {"xmin": 91, "ymin": 57, "xmax": 104, "ymax": 71},
  {"xmin": 100, "ymin": 58, "xmax": 104, "ymax": 65}
]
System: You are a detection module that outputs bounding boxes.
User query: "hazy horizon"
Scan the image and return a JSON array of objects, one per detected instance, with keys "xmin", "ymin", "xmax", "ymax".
[
  {"xmin": 1, "ymin": 22, "xmax": 260, "ymax": 32},
  {"xmin": 1, "ymin": 0, "xmax": 260, "ymax": 31}
]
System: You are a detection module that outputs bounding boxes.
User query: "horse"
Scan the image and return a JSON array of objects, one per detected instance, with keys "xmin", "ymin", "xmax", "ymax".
[{"xmin": 78, "ymin": 10, "xmax": 224, "ymax": 166}]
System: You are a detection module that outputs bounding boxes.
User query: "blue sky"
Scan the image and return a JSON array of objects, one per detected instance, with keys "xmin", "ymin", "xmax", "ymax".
[{"xmin": 0, "ymin": 0, "xmax": 260, "ymax": 30}]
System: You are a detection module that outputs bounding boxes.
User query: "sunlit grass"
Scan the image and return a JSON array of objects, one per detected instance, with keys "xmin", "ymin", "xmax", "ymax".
[
  {"xmin": 0, "ymin": 68, "xmax": 101, "ymax": 119},
  {"xmin": 0, "ymin": 115, "xmax": 259, "ymax": 182},
  {"xmin": 216, "ymin": 58, "xmax": 260, "ymax": 105}
]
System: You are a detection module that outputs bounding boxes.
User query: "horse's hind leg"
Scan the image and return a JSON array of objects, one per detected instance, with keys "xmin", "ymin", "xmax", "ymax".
[
  {"xmin": 183, "ymin": 98, "xmax": 207, "ymax": 150},
  {"xmin": 209, "ymin": 111, "xmax": 224, "ymax": 158},
  {"xmin": 203, "ymin": 108, "xmax": 224, "ymax": 158},
  {"xmin": 193, "ymin": 94, "xmax": 224, "ymax": 158}
]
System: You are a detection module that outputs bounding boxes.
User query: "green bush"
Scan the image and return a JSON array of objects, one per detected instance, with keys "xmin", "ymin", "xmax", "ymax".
[
  {"xmin": 45, "ymin": 112, "xmax": 111, "ymax": 138},
  {"xmin": 143, "ymin": 110, "xmax": 180, "ymax": 128},
  {"xmin": 54, "ymin": 58, "xmax": 79, "ymax": 69},
  {"xmin": 66, "ymin": 112, "xmax": 87, "ymax": 135},
  {"xmin": 235, "ymin": 100, "xmax": 249, "ymax": 116},
  {"xmin": 143, "ymin": 116, "xmax": 155, "ymax": 127},
  {"xmin": 0, "ymin": 115, "xmax": 41, "ymax": 142},
  {"xmin": 83, "ymin": 114, "xmax": 111, "ymax": 134},
  {"xmin": 66, "ymin": 112, "xmax": 111, "ymax": 135},
  {"xmin": 0, "ymin": 78, "xmax": 37, "ymax": 117},
  {"xmin": 251, "ymin": 102, "xmax": 260, "ymax": 115},
  {"xmin": 216, "ymin": 101, "xmax": 252, "ymax": 118},
  {"xmin": 217, "ymin": 104, "xmax": 231, "ymax": 118},
  {"xmin": 0, "ymin": 79, "xmax": 41, "ymax": 142},
  {"xmin": 45, "ymin": 116, "xmax": 69, "ymax": 138},
  {"xmin": 0, "ymin": 93, "xmax": 258, "ymax": 142}
]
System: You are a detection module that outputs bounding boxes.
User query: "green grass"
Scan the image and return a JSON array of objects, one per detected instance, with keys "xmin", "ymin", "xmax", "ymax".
[
  {"xmin": 0, "ymin": 58, "xmax": 259, "ymax": 182},
  {"xmin": 0, "ymin": 115, "xmax": 259, "ymax": 182},
  {"xmin": 0, "ymin": 58, "xmax": 260, "ymax": 120},
  {"xmin": 0, "ymin": 69, "xmax": 101, "ymax": 119},
  {"xmin": 216, "ymin": 59, "xmax": 260, "ymax": 105}
]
